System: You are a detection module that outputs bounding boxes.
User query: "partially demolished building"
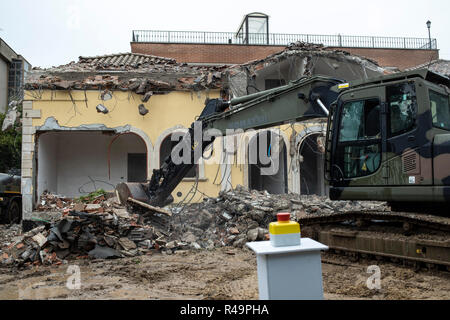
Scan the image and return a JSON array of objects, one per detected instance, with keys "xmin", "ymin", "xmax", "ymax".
[
  {"xmin": 22, "ymin": 53, "xmax": 225, "ymax": 223},
  {"xmin": 22, "ymin": 43, "xmax": 387, "ymax": 222}
]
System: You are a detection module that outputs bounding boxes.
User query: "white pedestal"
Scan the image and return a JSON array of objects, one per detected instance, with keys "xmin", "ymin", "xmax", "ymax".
[{"xmin": 246, "ymin": 238, "xmax": 328, "ymax": 300}]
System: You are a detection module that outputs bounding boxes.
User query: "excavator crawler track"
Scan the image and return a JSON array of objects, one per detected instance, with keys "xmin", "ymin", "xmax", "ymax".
[{"xmin": 300, "ymin": 211, "xmax": 450, "ymax": 271}]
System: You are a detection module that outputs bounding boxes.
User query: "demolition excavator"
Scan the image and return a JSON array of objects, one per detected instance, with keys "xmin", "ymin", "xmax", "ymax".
[{"xmin": 117, "ymin": 69, "xmax": 450, "ymax": 269}]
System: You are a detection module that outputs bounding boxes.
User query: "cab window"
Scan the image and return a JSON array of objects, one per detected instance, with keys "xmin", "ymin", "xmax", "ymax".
[
  {"xmin": 387, "ymin": 83, "xmax": 416, "ymax": 136},
  {"xmin": 339, "ymin": 99, "xmax": 380, "ymax": 142},
  {"xmin": 430, "ymin": 90, "xmax": 450, "ymax": 131},
  {"xmin": 336, "ymin": 98, "xmax": 381, "ymax": 179}
]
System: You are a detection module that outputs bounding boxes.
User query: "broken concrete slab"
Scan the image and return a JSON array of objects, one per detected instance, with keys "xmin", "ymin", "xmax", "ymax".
[
  {"xmin": 247, "ymin": 228, "xmax": 259, "ymax": 242},
  {"xmin": 73, "ymin": 203, "xmax": 86, "ymax": 212},
  {"xmin": 112, "ymin": 208, "xmax": 130, "ymax": 219},
  {"xmin": 118, "ymin": 238, "xmax": 137, "ymax": 251},
  {"xmin": 31, "ymin": 233, "xmax": 47, "ymax": 247},
  {"xmin": 85, "ymin": 204, "xmax": 102, "ymax": 212}
]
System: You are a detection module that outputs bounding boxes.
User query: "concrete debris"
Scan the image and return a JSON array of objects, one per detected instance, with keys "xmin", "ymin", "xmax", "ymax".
[
  {"xmin": 138, "ymin": 104, "xmax": 149, "ymax": 116},
  {"xmin": 118, "ymin": 237, "xmax": 137, "ymax": 251},
  {"xmin": 141, "ymin": 91, "xmax": 153, "ymax": 103},
  {"xmin": 96, "ymin": 104, "xmax": 109, "ymax": 114},
  {"xmin": 160, "ymin": 185, "xmax": 389, "ymax": 250},
  {"xmin": 1, "ymin": 187, "xmax": 389, "ymax": 267},
  {"xmin": 101, "ymin": 90, "xmax": 113, "ymax": 101},
  {"xmin": 1, "ymin": 193, "xmax": 153, "ymax": 266}
]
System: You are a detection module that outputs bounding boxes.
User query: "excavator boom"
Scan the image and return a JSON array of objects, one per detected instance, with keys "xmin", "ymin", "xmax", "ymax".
[{"xmin": 116, "ymin": 76, "xmax": 343, "ymax": 207}]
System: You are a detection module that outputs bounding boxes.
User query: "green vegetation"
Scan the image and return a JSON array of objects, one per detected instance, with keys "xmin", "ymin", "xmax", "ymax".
[
  {"xmin": 0, "ymin": 113, "xmax": 22, "ymax": 173},
  {"xmin": 77, "ymin": 189, "xmax": 108, "ymax": 203}
]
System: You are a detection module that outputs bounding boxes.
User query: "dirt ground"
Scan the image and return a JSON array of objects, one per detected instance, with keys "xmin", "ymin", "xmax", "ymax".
[{"xmin": 0, "ymin": 247, "xmax": 449, "ymax": 300}]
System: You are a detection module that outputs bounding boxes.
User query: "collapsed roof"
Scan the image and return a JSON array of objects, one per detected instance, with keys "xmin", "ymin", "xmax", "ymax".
[
  {"xmin": 26, "ymin": 53, "xmax": 226, "ymax": 94},
  {"xmin": 25, "ymin": 43, "xmax": 390, "ymax": 99},
  {"xmin": 406, "ymin": 59, "xmax": 450, "ymax": 78},
  {"xmin": 225, "ymin": 42, "xmax": 389, "ymax": 97}
]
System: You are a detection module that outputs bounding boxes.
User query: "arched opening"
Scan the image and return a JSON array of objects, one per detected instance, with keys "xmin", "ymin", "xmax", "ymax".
[
  {"xmin": 248, "ymin": 131, "xmax": 288, "ymax": 194},
  {"xmin": 299, "ymin": 134, "xmax": 326, "ymax": 196},
  {"xmin": 160, "ymin": 134, "xmax": 197, "ymax": 178}
]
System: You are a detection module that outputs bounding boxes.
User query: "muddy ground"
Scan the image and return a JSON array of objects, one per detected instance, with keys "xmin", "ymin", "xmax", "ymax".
[{"xmin": 0, "ymin": 247, "xmax": 449, "ymax": 300}]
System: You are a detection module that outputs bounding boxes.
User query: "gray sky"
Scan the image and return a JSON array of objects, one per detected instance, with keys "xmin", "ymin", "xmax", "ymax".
[{"xmin": 1, "ymin": 0, "xmax": 449, "ymax": 68}]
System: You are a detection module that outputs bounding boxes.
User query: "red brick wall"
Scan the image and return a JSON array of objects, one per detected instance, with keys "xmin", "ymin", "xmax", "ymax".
[
  {"xmin": 131, "ymin": 42, "xmax": 439, "ymax": 70},
  {"xmin": 131, "ymin": 43, "xmax": 286, "ymax": 65}
]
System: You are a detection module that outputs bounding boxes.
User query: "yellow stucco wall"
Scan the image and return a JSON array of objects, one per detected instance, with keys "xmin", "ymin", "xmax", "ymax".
[{"xmin": 28, "ymin": 90, "xmax": 215, "ymax": 141}]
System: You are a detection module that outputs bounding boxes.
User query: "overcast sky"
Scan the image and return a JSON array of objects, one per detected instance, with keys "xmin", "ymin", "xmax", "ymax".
[{"xmin": 1, "ymin": 0, "xmax": 449, "ymax": 68}]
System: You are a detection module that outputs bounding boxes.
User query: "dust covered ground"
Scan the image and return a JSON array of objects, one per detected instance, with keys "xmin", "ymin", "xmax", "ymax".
[{"xmin": 0, "ymin": 247, "xmax": 449, "ymax": 300}]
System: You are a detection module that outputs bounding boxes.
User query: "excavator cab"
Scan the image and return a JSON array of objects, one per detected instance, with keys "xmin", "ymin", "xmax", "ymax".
[{"xmin": 327, "ymin": 70, "xmax": 450, "ymax": 204}]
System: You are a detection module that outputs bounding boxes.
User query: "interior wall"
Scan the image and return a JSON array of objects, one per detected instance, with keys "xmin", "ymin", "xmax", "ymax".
[
  {"xmin": 37, "ymin": 132, "xmax": 58, "ymax": 197},
  {"xmin": 299, "ymin": 134, "xmax": 326, "ymax": 196},
  {"xmin": 36, "ymin": 131, "xmax": 146, "ymax": 198},
  {"xmin": 109, "ymin": 133, "xmax": 147, "ymax": 184},
  {"xmin": 249, "ymin": 131, "xmax": 288, "ymax": 194},
  {"xmin": 253, "ymin": 57, "xmax": 306, "ymax": 92}
]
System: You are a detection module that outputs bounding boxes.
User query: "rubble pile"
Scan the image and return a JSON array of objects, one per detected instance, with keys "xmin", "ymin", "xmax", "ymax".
[
  {"xmin": 1, "ymin": 187, "xmax": 389, "ymax": 267},
  {"xmin": 285, "ymin": 41, "xmax": 381, "ymax": 66},
  {"xmin": 287, "ymin": 41, "xmax": 327, "ymax": 51},
  {"xmin": 0, "ymin": 193, "xmax": 165, "ymax": 267},
  {"xmin": 36, "ymin": 190, "xmax": 111, "ymax": 214},
  {"xmin": 166, "ymin": 185, "xmax": 390, "ymax": 250}
]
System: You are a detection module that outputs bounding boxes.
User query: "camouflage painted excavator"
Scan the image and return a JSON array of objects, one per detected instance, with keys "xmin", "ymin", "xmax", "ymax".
[{"xmin": 117, "ymin": 69, "xmax": 450, "ymax": 269}]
